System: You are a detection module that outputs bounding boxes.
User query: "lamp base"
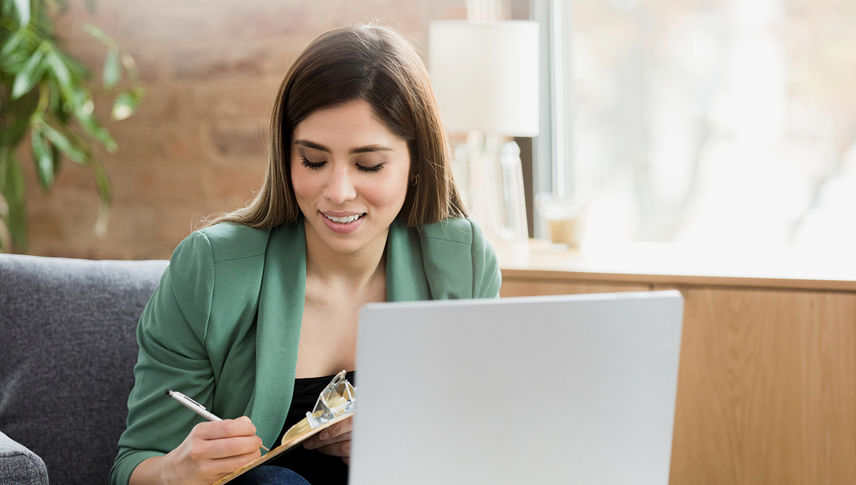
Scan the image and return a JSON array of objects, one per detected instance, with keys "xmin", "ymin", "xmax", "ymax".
[{"xmin": 455, "ymin": 131, "xmax": 529, "ymax": 260}]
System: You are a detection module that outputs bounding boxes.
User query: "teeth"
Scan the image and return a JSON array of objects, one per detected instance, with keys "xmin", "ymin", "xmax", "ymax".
[{"xmin": 324, "ymin": 213, "xmax": 362, "ymax": 223}]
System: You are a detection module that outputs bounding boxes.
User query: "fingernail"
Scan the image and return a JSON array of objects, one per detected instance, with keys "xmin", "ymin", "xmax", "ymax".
[{"xmin": 320, "ymin": 431, "xmax": 329, "ymax": 440}]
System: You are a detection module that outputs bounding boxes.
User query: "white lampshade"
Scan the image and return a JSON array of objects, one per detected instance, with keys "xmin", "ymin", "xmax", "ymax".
[{"xmin": 429, "ymin": 20, "xmax": 539, "ymax": 137}]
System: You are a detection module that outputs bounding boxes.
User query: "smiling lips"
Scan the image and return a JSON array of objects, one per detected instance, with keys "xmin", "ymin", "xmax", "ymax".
[{"xmin": 320, "ymin": 211, "xmax": 366, "ymax": 233}]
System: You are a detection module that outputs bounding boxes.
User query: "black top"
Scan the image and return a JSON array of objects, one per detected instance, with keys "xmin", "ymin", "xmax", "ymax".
[{"xmin": 269, "ymin": 371, "xmax": 356, "ymax": 485}]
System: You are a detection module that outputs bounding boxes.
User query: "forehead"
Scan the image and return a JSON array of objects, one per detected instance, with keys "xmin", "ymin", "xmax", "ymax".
[{"xmin": 292, "ymin": 100, "xmax": 406, "ymax": 149}]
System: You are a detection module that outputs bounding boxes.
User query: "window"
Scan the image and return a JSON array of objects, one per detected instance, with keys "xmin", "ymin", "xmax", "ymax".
[{"xmin": 536, "ymin": 0, "xmax": 856, "ymax": 250}]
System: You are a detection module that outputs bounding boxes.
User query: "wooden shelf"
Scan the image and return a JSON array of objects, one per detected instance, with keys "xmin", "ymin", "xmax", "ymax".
[{"xmin": 495, "ymin": 239, "xmax": 856, "ymax": 292}]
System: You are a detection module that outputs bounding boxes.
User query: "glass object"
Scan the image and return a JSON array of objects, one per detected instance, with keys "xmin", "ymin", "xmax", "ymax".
[
  {"xmin": 455, "ymin": 134, "xmax": 530, "ymax": 261},
  {"xmin": 497, "ymin": 141, "xmax": 529, "ymax": 247},
  {"xmin": 278, "ymin": 370, "xmax": 356, "ymax": 445},
  {"xmin": 305, "ymin": 370, "xmax": 356, "ymax": 429},
  {"xmin": 536, "ymin": 192, "xmax": 587, "ymax": 249}
]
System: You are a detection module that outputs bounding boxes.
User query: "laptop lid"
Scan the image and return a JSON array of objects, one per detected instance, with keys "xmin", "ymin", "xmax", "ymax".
[{"xmin": 349, "ymin": 290, "xmax": 684, "ymax": 485}]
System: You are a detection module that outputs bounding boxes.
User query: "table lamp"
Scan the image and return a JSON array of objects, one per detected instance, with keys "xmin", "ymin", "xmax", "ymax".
[{"xmin": 429, "ymin": 20, "xmax": 539, "ymax": 257}]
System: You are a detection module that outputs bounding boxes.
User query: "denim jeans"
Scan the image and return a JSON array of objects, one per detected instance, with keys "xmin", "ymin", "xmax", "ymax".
[{"xmin": 230, "ymin": 466, "xmax": 312, "ymax": 485}]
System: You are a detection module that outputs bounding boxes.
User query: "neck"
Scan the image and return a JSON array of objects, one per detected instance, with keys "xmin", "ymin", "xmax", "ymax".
[{"xmin": 303, "ymin": 220, "xmax": 388, "ymax": 287}]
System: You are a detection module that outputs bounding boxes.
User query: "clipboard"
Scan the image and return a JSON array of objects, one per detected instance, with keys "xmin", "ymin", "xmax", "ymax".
[{"xmin": 214, "ymin": 371, "xmax": 356, "ymax": 484}]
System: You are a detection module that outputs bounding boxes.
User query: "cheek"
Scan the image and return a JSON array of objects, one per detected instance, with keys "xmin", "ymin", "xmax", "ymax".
[
  {"xmin": 363, "ymin": 172, "xmax": 409, "ymax": 209},
  {"xmin": 290, "ymin": 166, "xmax": 316, "ymax": 202}
]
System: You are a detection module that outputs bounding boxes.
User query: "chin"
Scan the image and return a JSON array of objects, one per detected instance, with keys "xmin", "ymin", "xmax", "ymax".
[
  {"xmin": 315, "ymin": 231, "xmax": 369, "ymax": 254},
  {"xmin": 324, "ymin": 240, "xmax": 364, "ymax": 255}
]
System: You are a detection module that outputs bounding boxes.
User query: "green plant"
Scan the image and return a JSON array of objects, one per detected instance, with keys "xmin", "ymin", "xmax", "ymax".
[{"xmin": 0, "ymin": 0, "xmax": 142, "ymax": 251}]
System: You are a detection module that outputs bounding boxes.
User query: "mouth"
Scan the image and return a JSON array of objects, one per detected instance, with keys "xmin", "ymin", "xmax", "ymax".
[{"xmin": 321, "ymin": 212, "xmax": 367, "ymax": 224}]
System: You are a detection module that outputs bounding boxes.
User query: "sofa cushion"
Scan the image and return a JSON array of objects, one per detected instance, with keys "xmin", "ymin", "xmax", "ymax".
[
  {"xmin": 0, "ymin": 431, "xmax": 48, "ymax": 485},
  {"xmin": 0, "ymin": 255, "xmax": 168, "ymax": 484}
]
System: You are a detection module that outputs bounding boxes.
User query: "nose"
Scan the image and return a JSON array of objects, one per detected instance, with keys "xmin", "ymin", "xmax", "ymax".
[{"xmin": 323, "ymin": 163, "xmax": 357, "ymax": 204}]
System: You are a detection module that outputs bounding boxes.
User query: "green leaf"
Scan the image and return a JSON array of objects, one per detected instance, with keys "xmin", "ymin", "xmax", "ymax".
[
  {"xmin": 93, "ymin": 160, "xmax": 111, "ymax": 237},
  {"xmin": 0, "ymin": 29, "xmax": 28, "ymax": 62},
  {"xmin": 46, "ymin": 83, "xmax": 63, "ymax": 116},
  {"xmin": 14, "ymin": 0, "xmax": 30, "ymax": 27},
  {"xmin": 93, "ymin": 161, "xmax": 111, "ymax": 205},
  {"xmin": 0, "ymin": 148, "xmax": 6, "ymax": 185},
  {"xmin": 1, "ymin": 89, "xmax": 39, "ymax": 146},
  {"xmin": 29, "ymin": 2, "xmax": 55, "ymax": 37},
  {"xmin": 11, "ymin": 46, "xmax": 46, "ymax": 99},
  {"xmin": 82, "ymin": 23, "xmax": 113, "ymax": 47},
  {"xmin": 58, "ymin": 50, "xmax": 91, "ymax": 80},
  {"xmin": 1, "ymin": 149, "xmax": 28, "ymax": 250},
  {"xmin": 69, "ymin": 89, "xmax": 92, "ymax": 115},
  {"xmin": 0, "ymin": 115, "xmax": 31, "ymax": 147},
  {"xmin": 111, "ymin": 89, "xmax": 141, "ymax": 121},
  {"xmin": 0, "ymin": 150, "xmax": 9, "ymax": 252},
  {"xmin": 38, "ymin": 115, "xmax": 91, "ymax": 164},
  {"xmin": 31, "ymin": 128, "xmax": 55, "ymax": 190},
  {"xmin": 44, "ymin": 48, "xmax": 72, "ymax": 94},
  {"xmin": 76, "ymin": 107, "xmax": 118, "ymax": 152},
  {"xmin": 45, "ymin": 0, "xmax": 68, "ymax": 13},
  {"xmin": 103, "ymin": 47, "xmax": 120, "ymax": 88},
  {"xmin": 47, "ymin": 143, "xmax": 63, "ymax": 181}
]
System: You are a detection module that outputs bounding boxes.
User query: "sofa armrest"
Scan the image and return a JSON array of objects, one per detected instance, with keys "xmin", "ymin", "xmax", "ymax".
[{"xmin": 0, "ymin": 431, "xmax": 48, "ymax": 485}]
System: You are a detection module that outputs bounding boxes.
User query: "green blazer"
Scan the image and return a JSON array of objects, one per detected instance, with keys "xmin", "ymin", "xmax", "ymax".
[{"xmin": 110, "ymin": 217, "xmax": 500, "ymax": 484}]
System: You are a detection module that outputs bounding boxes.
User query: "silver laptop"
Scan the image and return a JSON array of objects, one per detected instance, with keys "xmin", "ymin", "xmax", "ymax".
[{"xmin": 349, "ymin": 290, "xmax": 684, "ymax": 485}]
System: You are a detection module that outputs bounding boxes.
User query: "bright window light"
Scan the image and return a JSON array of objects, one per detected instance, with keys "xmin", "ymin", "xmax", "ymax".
[{"xmin": 545, "ymin": 0, "xmax": 856, "ymax": 251}]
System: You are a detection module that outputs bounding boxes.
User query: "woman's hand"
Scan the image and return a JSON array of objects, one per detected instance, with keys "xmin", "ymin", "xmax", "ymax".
[
  {"xmin": 157, "ymin": 416, "xmax": 263, "ymax": 485},
  {"xmin": 303, "ymin": 415, "xmax": 353, "ymax": 464}
]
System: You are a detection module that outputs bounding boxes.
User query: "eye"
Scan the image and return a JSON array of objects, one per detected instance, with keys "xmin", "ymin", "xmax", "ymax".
[
  {"xmin": 300, "ymin": 157, "xmax": 325, "ymax": 170},
  {"xmin": 357, "ymin": 162, "xmax": 385, "ymax": 173}
]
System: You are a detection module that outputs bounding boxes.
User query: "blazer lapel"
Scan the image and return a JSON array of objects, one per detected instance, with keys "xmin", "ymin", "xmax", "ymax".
[{"xmin": 248, "ymin": 222, "xmax": 306, "ymax": 448}]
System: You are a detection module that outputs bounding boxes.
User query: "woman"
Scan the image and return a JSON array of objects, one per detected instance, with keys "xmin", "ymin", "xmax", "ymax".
[{"xmin": 111, "ymin": 25, "xmax": 501, "ymax": 485}]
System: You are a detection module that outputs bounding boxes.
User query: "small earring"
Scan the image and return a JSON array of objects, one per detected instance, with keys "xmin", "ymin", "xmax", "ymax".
[{"xmin": 410, "ymin": 174, "xmax": 419, "ymax": 186}]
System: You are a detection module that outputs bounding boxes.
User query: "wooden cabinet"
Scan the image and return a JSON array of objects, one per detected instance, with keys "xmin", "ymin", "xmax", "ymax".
[{"xmin": 500, "ymin": 267, "xmax": 856, "ymax": 485}]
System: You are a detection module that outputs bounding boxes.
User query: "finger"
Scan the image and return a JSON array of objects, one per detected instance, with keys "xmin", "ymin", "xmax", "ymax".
[
  {"xmin": 319, "ymin": 417, "xmax": 353, "ymax": 440},
  {"xmin": 333, "ymin": 417, "xmax": 354, "ymax": 434},
  {"xmin": 303, "ymin": 430, "xmax": 344, "ymax": 450},
  {"xmin": 305, "ymin": 431, "xmax": 351, "ymax": 449},
  {"xmin": 314, "ymin": 439, "xmax": 351, "ymax": 458},
  {"xmin": 205, "ymin": 435, "xmax": 266, "ymax": 460},
  {"xmin": 193, "ymin": 417, "xmax": 257, "ymax": 440},
  {"xmin": 199, "ymin": 448, "xmax": 262, "ymax": 478},
  {"xmin": 303, "ymin": 416, "xmax": 354, "ymax": 449}
]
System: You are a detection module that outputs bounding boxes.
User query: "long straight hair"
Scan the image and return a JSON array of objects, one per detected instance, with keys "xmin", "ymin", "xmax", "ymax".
[{"xmin": 210, "ymin": 25, "xmax": 466, "ymax": 229}]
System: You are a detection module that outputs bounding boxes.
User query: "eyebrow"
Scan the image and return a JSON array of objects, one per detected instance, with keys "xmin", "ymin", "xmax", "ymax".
[{"xmin": 294, "ymin": 139, "xmax": 394, "ymax": 154}]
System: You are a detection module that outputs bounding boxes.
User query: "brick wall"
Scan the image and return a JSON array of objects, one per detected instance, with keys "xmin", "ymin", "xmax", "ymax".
[{"xmin": 20, "ymin": 0, "xmax": 468, "ymax": 259}]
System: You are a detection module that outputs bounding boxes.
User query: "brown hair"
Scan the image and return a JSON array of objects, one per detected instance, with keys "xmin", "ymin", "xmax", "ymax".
[{"xmin": 210, "ymin": 25, "xmax": 466, "ymax": 229}]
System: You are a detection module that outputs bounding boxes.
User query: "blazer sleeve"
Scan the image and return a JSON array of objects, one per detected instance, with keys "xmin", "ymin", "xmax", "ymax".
[
  {"xmin": 110, "ymin": 231, "xmax": 217, "ymax": 485},
  {"xmin": 469, "ymin": 219, "xmax": 502, "ymax": 298},
  {"xmin": 418, "ymin": 218, "xmax": 502, "ymax": 299}
]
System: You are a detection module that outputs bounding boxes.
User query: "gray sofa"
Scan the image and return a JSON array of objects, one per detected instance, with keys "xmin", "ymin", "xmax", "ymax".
[{"xmin": 0, "ymin": 254, "xmax": 168, "ymax": 484}]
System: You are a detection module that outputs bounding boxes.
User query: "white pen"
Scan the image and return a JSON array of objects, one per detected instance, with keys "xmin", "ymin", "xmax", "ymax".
[
  {"xmin": 165, "ymin": 389, "xmax": 269, "ymax": 451},
  {"xmin": 165, "ymin": 389, "xmax": 222, "ymax": 421}
]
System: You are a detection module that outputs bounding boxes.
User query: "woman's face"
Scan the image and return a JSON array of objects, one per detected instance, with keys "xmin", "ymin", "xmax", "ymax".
[{"xmin": 290, "ymin": 99, "xmax": 411, "ymax": 257}]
